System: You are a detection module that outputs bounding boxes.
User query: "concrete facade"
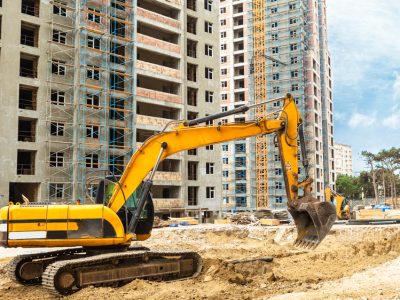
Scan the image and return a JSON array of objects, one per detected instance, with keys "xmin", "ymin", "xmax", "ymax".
[
  {"xmin": 334, "ymin": 143, "xmax": 352, "ymax": 176},
  {"xmin": 0, "ymin": 0, "xmax": 221, "ymax": 221},
  {"xmin": 219, "ymin": 0, "xmax": 335, "ymax": 209}
]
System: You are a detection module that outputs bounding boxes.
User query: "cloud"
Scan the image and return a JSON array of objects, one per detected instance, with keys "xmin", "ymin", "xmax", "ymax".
[
  {"xmin": 328, "ymin": 1, "xmax": 400, "ymax": 172},
  {"xmin": 383, "ymin": 114, "xmax": 400, "ymax": 129},
  {"xmin": 347, "ymin": 112, "xmax": 376, "ymax": 128},
  {"xmin": 327, "ymin": 0, "xmax": 400, "ymax": 87},
  {"xmin": 334, "ymin": 111, "xmax": 345, "ymax": 121},
  {"xmin": 393, "ymin": 72, "xmax": 400, "ymax": 100},
  {"xmin": 382, "ymin": 112, "xmax": 400, "ymax": 129}
]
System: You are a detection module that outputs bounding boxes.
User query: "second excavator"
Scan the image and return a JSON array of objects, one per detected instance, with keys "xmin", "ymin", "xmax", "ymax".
[
  {"xmin": 325, "ymin": 186, "xmax": 350, "ymax": 220},
  {"xmin": 0, "ymin": 94, "xmax": 336, "ymax": 295}
]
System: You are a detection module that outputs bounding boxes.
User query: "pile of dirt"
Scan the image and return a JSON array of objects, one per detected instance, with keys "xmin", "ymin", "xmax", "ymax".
[{"xmin": 0, "ymin": 224, "xmax": 399, "ymax": 300}]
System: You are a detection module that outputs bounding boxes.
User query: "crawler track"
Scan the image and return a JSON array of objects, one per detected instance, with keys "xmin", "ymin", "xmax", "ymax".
[
  {"xmin": 7, "ymin": 247, "xmax": 202, "ymax": 296},
  {"xmin": 42, "ymin": 249, "xmax": 202, "ymax": 295},
  {"xmin": 7, "ymin": 248, "xmax": 86, "ymax": 284},
  {"xmin": 6, "ymin": 245, "xmax": 149, "ymax": 285}
]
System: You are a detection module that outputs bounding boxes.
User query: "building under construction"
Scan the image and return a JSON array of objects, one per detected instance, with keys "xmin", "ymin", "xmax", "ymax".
[
  {"xmin": 0, "ymin": 0, "xmax": 221, "ymax": 220},
  {"xmin": 219, "ymin": 0, "xmax": 335, "ymax": 209}
]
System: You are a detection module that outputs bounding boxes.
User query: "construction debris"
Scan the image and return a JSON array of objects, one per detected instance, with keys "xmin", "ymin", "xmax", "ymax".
[
  {"xmin": 153, "ymin": 216, "xmax": 199, "ymax": 228},
  {"xmin": 272, "ymin": 210, "xmax": 289, "ymax": 220},
  {"xmin": 253, "ymin": 209, "xmax": 274, "ymax": 219},
  {"xmin": 356, "ymin": 209, "xmax": 400, "ymax": 220},
  {"xmin": 227, "ymin": 256, "xmax": 274, "ymax": 264},
  {"xmin": 153, "ymin": 216, "xmax": 173, "ymax": 228},
  {"xmin": 214, "ymin": 219, "xmax": 232, "ymax": 225},
  {"xmin": 228, "ymin": 212, "xmax": 260, "ymax": 225},
  {"xmin": 169, "ymin": 217, "xmax": 199, "ymax": 226},
  {"xmin": 259, "ymin": 218, "xmax": 280, "ymax": 226},
  {"xmin": 223, "ymin": 210, "xmax": 287, "ymax": 226}
]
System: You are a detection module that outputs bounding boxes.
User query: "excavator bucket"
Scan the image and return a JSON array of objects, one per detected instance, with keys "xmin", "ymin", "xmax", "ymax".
[{"xmin": 289, "ymin": 196, "xmax": 336, "ymax": 249}]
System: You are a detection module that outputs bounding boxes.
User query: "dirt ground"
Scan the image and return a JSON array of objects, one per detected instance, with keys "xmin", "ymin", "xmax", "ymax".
[{"xmin": 0, "ymin": 224, "xmax": 399, "ymax": 300}]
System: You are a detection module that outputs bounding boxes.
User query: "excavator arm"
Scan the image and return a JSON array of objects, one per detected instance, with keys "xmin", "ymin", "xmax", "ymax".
[
  {"xmin": 109, "ymin": 94, "xmax": 335, "ymax": 247},
  {"xmin": 108, "ymin": 95, "xmax": 298, "ymax": 213}
]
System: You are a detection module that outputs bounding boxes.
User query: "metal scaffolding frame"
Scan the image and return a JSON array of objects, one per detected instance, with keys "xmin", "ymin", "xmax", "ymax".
[
  {"xmin": 252, "ymin": 0, "xmax": 268, "ymax": 209},
  {"xmin": 250, "ymin": 0, "xmax": 310, "ymax": 209},
  {"xmin": 46, "ymin": 0, "xmax": 136, "ymax": 203}
]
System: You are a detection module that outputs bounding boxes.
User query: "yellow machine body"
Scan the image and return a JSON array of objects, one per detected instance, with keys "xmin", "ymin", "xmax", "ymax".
[
  {"xmin": 0, "ymin": 204, "xmax": 136, "ymax": 247},
  {"xmin": 325, "ymin": 187, "xmax": 350, "ymax": 220}
]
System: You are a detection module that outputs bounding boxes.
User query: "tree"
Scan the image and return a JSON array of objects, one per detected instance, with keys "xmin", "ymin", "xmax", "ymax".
[
  {"xmin": 361, "ymin": 151, "xmax": 378, "ymax": 204},
  {"xmin": 336, "ymin": 174, "xmax": 361, "ymax": 199},
  {"xmin": 358, "ymin": 171, "xmax": 375, "ymax": 198},
  {"xmin": 375, "ymin": 148, "xmax": 400, "ymax": 208}
]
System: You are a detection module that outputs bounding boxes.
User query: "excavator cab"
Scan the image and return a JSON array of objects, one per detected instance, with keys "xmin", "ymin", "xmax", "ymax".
[{"xmin": 95, "ymin": 178, "xmax": 154, "ymax": 237}]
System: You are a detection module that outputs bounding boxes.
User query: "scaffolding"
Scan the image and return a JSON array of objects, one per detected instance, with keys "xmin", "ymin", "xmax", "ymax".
[
  {"xmin": 248, "ymin": 0, "xmax": 311, "ymax": 209},
  {"xmin": 46, "ymin": 0, "xmax": 77, "ymax": 201},
  {"xmin": 252, "ymin": 0, "xmax": 268, "ymax": 209},
  {"xmin": 46, "ymin": 0, "xmax": 136, "ymax": 203}
]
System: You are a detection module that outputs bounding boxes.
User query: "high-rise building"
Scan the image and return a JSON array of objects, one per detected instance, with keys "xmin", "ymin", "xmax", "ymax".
[
  {"xmin": 219, "ymin": 0, "xmax": 253, "ymax": 210},
  {"xmin": 219, "ymin": 0, "xmax": 335, "ymax": 209},
  {"xmin": 334, "ymin": 143, "xmax": 352, "ymax": 176},
  {"xmin": 0, "ymin": 0, "xmax": 221, "ymax": 221}
]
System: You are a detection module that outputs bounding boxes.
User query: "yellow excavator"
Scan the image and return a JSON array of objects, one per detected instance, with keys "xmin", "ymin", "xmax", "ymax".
[
  {"xmin": 0, "ymin": 94, "xmax": 336, "ymax": 295},
  {"xmin": 324, "ymin": 186, "xmax": 350, "ymax": 220}
]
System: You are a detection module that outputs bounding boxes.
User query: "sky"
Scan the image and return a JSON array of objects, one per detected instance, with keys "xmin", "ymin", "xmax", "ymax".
[{"xmin": 326, "ymin": 0, "xmax": 400, "ymax": 173}]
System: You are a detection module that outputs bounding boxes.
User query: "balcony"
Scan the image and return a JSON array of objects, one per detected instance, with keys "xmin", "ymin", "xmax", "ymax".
[
  {"xmin": 18, "ymin": 118, "xmax": 36, "ymax": 142},
  {"xmin": 20, "ymin": 55, "xmax": 38, "ymax": 78},
  {"xmin": 136, "ymin": 33, "xmax": 180, "ymax": 54},
  {"xmin": 233, "ymin": 16, "xmax": 244, "ymax": 27},
  {"xmin": 17, "ymin": 150, "xmax": 36, "ymax": 175},
  {"xmin": 19, "ymin": 85, "xmax": 37, "ymax": 110},
  {"xmin": 136, "ymin": 87, "xmax": 181, "ymax": 104},
  {"xmin": 154, "ymin": 171, "xmax": 182, "ymax": 181},
  {"xmin": 136, "ymin": 114, "xmax": 171, "ymax": 128},
  {"xmin": 21, "ymin": 0, "xmax": 39, "ymax": 17},
  {"xmin": 187, "ymin": 39, "xmax": 197, "ymax": 58},
  {"xmin": 21, "ymin": 22, "xmax": 39, "ymax": 47},
  {"xmin": 154, "ymin": 0, "xmax": 181, "ymax": 6},
  {"xmin": 187, "ymin": 16, "xmax": 197, "ymax": 35},
  {"xmin": 233, "ymin": 4, "xmax": 244, "ymax": 15},
  {"xmin": 137, "ymin": 7, "xmax": 180, "ymax": 29},
  {"xmin": 187, "ymin": 0, "xmax": 196, "ymax": 11},
  {"xmin": 153, "ymin": 198, "xmax": 184, "ymax": 210},
  {"xmin": 136, "ymin": 60, "xmax": 180, "ymax": 79}
]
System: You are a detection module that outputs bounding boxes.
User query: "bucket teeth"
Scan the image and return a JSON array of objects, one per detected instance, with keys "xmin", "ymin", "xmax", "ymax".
[{"xmin": 293, "ymin": 237, "xmax": 321, "ymax": 250}]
